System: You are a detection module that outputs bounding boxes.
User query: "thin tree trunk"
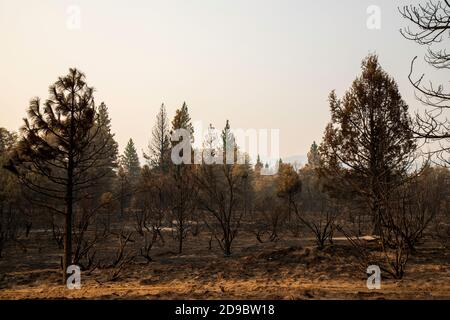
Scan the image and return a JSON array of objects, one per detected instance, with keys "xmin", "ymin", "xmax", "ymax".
[
  {"xmin": 63, "ymin": 85, "xmax": 75, "ymax": 284},
  {"xmin": 63, "ymin": 163, "xmax": 74, "ymax": 283},
  {"xmin": 178, "ymin": 219, "xmax": 183, "ymax": 254}
]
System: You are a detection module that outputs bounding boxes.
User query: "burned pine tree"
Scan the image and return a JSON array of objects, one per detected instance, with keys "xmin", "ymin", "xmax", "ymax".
[
  {"xmin": 6, "ymin": 68, "xmax": 117, "ymax": 282},
  {"xmin": 145, "ymin": 103, "xmax": 171, "ymax": 172},
  {"xmin": 168, "ymin": 102, "xmax": 198, "ymax": 254},
  {"xmin": 319, "ymin": 54, "xmax": 417, "ymax": 235}
]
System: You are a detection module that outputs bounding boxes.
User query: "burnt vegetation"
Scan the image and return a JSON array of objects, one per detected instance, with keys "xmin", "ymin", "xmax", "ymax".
[{"xmin": 0, "ymin": 1, "xmax": 449, "ymax": 296}]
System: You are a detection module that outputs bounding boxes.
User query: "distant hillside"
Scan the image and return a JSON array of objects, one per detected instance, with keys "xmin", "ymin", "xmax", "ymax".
[{"xmin": 282, "ymin": 154, "xmax": 308, "ymax": 167}]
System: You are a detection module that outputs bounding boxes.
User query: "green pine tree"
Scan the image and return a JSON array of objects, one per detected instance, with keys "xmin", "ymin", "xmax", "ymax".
[
  {"xmin": 121, "ymin": 138, "xmax": 141, "ymax": 181},
  {"xmin": 171, "ymin": 102, "xmax": 194, "ymax": 143}
]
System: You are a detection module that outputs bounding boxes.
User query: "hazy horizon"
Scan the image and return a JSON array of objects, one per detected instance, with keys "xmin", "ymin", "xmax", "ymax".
[
  {"xmin": 1, "ymin": 0, "xmax": 450, "ymax": 304},
  {"xmin": 1, "ymin": 0, "xmax": 445, "ymax": 159}
]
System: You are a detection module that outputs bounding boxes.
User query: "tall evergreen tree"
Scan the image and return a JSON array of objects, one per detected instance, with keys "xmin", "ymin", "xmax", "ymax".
[
  {"xmin": 97, "ymin": 102, "xmax": 118, "ymax": 165},
  {"xmin": 168, "ymin": 103, "xmax": 197, "ymax": 254},
  {"xmin": 92, "ymin": 102, "xmax": 119, "ymax": 194},
  {"xmin": 118, "ymin": 139, "xmax": 141, "ymax": 216},
  {"xmin": 221, "ymin": 120, "xmax": 236, "ymax": 164},
  {"xmin": 306, "ymin": 141, "xmax": 321, "ymax": 169},
  {"xmin": 320, "ymin": 55, "xmax": 416, "ymax": 233},
  {"xmin": 171, "ymin": 102, "xmax": 194, "ymax": 143},
  {"xmin": 6, "ymin": 68, "xmax": 117, "ymax": 282},
  {"xmin": 121, "ymin": 138, "xmax": 141, "ymax": 180},
  {"xmin": 255, "ymin": 154, "xmax": 263, "ymax": 174},
  {"xmin": 145, "ymin": 103, "xmax": 170, "ymax": 171}
]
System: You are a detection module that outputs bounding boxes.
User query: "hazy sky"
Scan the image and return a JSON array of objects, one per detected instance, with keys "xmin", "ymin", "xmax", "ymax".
[{"xmin": 0, "ymin": 0, "xmax": 445, "ymax": 160}]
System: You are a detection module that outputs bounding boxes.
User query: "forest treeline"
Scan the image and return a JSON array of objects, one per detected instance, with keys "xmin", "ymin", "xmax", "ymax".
[{"xmin": 0, "ymin": 1, "xmax": 449, "ymax": 283}]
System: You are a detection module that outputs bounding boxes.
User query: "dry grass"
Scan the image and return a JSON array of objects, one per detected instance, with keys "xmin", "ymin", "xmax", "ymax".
[{"xmin": 0, "ymin": 229, "xmax": 449, "ymax": 299}]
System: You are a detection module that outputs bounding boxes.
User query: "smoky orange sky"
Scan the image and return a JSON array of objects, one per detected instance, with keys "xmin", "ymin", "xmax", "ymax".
[{"xmin": 0, "ymin": 0, "xmax": 445, "ymax": 161}]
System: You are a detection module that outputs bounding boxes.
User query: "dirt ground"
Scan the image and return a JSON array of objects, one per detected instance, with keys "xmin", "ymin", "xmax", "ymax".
[{"xmin": 0, "ymin": 229, "xmax": 449, "ymax": 300}]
